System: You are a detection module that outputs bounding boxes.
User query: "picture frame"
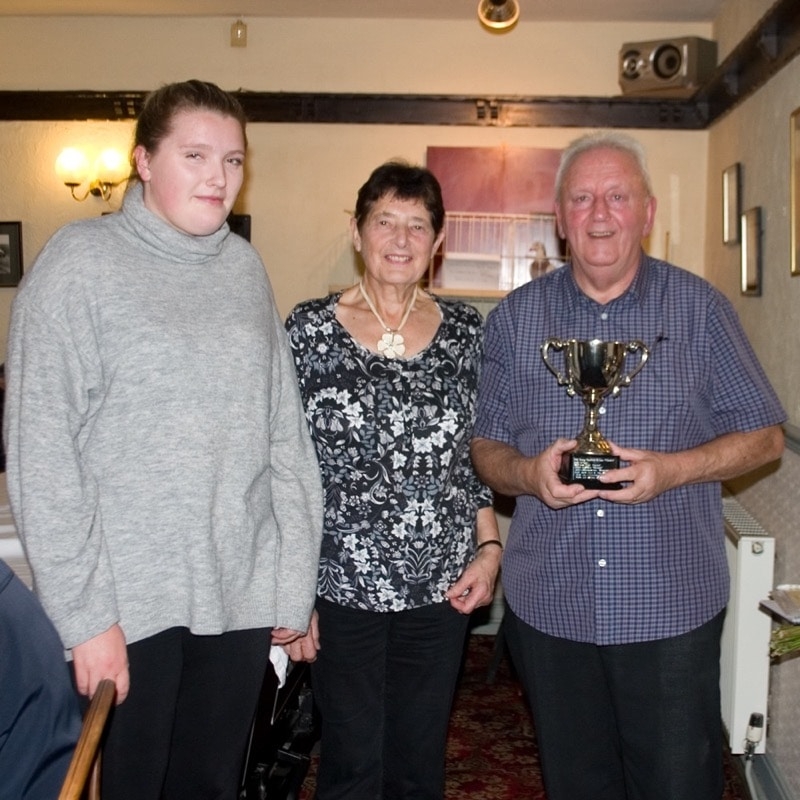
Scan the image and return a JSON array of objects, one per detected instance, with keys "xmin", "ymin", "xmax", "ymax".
[
  {"xmin": 791, "ymin": 108, "xmax": 800, "ymax": 275},
  {"xmin": 740, "ymin": 207, "xmax": 761, "ymax": 296},
  {"xmin": 722, "ymin": 163, "xmax": 741, "ymax": 244},
  {"xmin": 0, "ymin": 222, "xmax": 23, "ymax": 287},
  {"xmin": 227, "ymin": 212, "xmax": 251, "ymax": 242}
]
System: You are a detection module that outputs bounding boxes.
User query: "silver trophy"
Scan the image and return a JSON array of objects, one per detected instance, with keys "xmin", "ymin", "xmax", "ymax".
[{"xmin": 541, "ymin": 338, "xmax": 649, "ymax": 489}]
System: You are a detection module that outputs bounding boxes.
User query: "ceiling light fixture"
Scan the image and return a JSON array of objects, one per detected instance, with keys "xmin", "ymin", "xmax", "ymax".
[
  {"xmin": 477, "ymin": 0, "xmax": 520, "ymax": 32},
  {"xmin": 230, "ymin": 18, "xmax": 247, "ymax": 48}
]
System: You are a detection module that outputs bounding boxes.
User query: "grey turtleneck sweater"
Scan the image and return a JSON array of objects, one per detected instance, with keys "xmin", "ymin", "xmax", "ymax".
[{"xmin": 4, "ymin": 183, "xmax": 323, "ymax": 651}]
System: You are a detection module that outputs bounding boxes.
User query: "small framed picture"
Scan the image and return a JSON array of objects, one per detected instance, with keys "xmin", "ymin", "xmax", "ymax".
[
  {"xmin": 227, "ymin": 213, "xmax": 252, "ymax": 242},
  {"xmin": 791, "ymin": 108, "xmax": 800, "ymax": 275},
  {"xmin": 0, "ymin": 222, "xmax": 23, "ymax": 287},
  {"xmin": 722, "ymin": 163, "xmax": 741, "ymax": 244},
  {"xmin": 740, "ymin": 207, "xmax": 761, "ymax": 296}
]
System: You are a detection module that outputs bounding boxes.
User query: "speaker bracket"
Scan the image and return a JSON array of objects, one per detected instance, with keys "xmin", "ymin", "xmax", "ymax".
[
  {"xmin": 722, "ymin": 69, "xmax": 740, "ymax": 97},
  {"xmin": 757, "ymin": 21, "xmax": 779, "ymax": 61},
  {"xmin": 476, "ymin": 99, "xmax": 499, "ymax": 124}
]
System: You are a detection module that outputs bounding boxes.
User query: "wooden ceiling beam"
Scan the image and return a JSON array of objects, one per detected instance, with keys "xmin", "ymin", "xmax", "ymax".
[
  {"xmin": 0, "ymin": 90, "xmax": 705, "ymax": 129},
  {"xmin": 0, "ymin": 0, "xmax": 797, "ymax": 129},
  {"xmin": 695, "ymin": 0, "xmax": 800, "ymax": 125}
]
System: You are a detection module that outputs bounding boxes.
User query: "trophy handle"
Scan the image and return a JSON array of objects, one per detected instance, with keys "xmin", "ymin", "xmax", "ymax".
[
  {"xmin": 541, "ymin": 338, "xmax": 571, "ymax": 388},
  {"xmin": 612, "ymin": 340, "xmax": 649, "ymax": 393}
]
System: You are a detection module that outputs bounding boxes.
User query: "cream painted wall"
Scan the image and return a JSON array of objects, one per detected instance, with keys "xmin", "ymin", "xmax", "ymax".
[
  {"xmin": 0, "ymin": 15, "xmax": 711, "ymax": 361},
  {"xmin": 704, "ymin": 61, "xmax": 800, "ymax": 428},
  {"xmin": 713, "ymin": 0, "xmax": 775, "ymax": 60},
  {"xmin": 704, "ymin": 0, "xmax": 800, "ymax": 435},
  {"xmin": 705, "ymin": 4, "xmax": 800, "ymax": 791},
  {"xmin": 0, "ymin": 17, "xmax": 710, "ymax": 95},
  {"xmin": 4, "ymin": 6, "xmax": 800, "ymax": 792}
]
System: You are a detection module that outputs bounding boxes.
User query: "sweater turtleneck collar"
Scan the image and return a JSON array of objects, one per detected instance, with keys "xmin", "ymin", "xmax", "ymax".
[{"xmin": 119, "ymin": 182, "xmax": 231, "ymax": 264}]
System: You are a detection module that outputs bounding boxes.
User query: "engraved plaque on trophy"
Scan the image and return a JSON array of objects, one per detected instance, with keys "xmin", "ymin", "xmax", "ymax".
[{"xmin": 541, "ymin": 338, "xmax": 649, "ymax": 489}]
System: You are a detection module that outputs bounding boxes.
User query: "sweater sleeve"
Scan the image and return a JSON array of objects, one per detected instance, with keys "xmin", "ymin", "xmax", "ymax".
[
  {"xmin": 4, "ymin": 301, "xmax": 119, "ymax": 650},
  {"xmin": 265, "ymin": 304, "xmax": 324, "ymax": 633}
]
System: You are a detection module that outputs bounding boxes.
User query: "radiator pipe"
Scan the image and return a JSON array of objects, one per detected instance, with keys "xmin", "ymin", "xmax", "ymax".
[{"xmin": 743, "ymin": 712, "xmax": 764, "ymax": 800}]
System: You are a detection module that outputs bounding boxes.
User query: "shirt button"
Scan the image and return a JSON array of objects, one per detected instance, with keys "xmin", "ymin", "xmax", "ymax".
[
  {"xmin": 599, "ymin": 406, "xmax": 606, "ymax": 415},
  {"xmin": 600, "ymin": 312, "xmax": 609, "ymax": 320},
  {"xmin": 596, "ymin": 508, "xmax": 605, "ymax": 517},
  {"xmin": 598, "ymin": 558, "xmax": 607, "ymax": 567}
]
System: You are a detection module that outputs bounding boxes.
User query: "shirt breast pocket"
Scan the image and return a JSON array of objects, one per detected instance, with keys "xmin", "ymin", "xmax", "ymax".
[{"xmin": 631, "ymin": 338, "xmax": 710, "ymax": 442}]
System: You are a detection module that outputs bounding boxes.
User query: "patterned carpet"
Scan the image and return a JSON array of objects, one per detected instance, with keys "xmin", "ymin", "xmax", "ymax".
[{"xmin": 299, "ymin": 633, "xmax": 751, "ymax": 799}]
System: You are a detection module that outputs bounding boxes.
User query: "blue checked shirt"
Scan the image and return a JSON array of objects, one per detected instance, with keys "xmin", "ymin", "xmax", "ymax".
[{"xmin": 474, "ymin": 255, "xmax": 786, "ymax": 644}]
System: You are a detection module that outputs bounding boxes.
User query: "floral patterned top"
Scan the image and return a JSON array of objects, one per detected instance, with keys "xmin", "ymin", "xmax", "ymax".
[{"xmin": 286, "ymin": 291, "xmax": 493, "ymax": 613}]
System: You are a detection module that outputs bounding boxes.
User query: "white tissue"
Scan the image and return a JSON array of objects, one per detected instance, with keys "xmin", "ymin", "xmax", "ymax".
[{"xmin": 269, "ymin": 645, "xmax": 288, "ymax": 687}]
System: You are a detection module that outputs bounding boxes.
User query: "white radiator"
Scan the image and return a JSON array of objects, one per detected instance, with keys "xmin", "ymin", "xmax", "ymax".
[{"xmin": 720, "ymin": 496, "xmax": 774, "ymax": 755}]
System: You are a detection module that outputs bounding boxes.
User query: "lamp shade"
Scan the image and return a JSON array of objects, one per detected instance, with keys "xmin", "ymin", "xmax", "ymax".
[
  {"xmin": 94, "ymin": 148, "xmax": 129, "ymax": 185},
  {"xmin": 55, "ymin": 147, "xmax": 89, "ymax": 186},
  {"xmin": 477, "ymin": 0, "xmax": 520, "ymax": 31},
  {"xmin": 230, "ymin": 18, "xmax": 247, "ymax": 47}
]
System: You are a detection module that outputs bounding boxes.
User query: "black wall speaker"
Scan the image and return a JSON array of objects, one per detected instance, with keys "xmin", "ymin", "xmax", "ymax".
[{"xmin": 618, "ymin": 37, "xmax": 717, "ymax": 97}]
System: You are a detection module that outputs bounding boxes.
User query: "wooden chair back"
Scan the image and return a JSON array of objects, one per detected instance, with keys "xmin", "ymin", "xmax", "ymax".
[{"xmin": 58, "ymin": 679, "xmax": 116, "ymax": 800}]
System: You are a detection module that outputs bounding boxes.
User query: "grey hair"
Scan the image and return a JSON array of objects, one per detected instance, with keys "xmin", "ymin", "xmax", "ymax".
[{"xmin": 554, "ymin": 131, "xmax": 653, "ymax": 199}]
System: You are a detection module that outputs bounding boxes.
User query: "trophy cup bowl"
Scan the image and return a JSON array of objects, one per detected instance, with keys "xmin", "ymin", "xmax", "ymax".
[{"xmin": 541, "ymin": 338, "xmax": 649, "ymax": 489}]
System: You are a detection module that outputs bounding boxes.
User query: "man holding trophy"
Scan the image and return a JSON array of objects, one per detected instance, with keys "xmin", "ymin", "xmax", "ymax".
[{"xmin": 471, "ymin": 131, "xmax": 786, "ymax": 800}]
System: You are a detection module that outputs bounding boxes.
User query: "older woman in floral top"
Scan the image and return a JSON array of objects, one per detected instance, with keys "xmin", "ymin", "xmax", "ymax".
[{"xmin": 284, "ymin": 161, "xmax": 502, "ymax": 800}]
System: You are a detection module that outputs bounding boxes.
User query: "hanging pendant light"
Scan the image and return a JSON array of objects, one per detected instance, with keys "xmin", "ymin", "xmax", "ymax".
[{"xmin": 477, "ymin": 0, "xmax": 520, "ymax": 32}]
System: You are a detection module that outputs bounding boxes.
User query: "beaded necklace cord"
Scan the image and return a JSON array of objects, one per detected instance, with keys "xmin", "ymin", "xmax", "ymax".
[{"xmin": 358, "ymin": 281, "xmax": 417, "ymax": 358}]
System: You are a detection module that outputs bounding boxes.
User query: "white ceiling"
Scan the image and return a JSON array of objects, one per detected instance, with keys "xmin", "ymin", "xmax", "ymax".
[{"xmin": 0, "ymin": 0, "xmax": 723, "ymax": 21}]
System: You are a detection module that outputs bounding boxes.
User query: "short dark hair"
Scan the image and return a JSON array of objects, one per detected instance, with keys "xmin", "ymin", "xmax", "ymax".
[
  {"xmin": 131, "ymin": 80, "xmax": 247, "ymax": 179},
  {"xmin": 354, "ymin": 161, "xmax": 445, "ymax": 235}
]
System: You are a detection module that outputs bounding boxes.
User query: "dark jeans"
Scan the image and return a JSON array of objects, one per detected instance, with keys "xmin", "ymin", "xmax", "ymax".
[
  {"xmin": 505, "ymin": 607, "xmax": 726, "ymax": 800},
  {"xmin": 99, "ymin": 626, "xmax": 269, "ymax": 800},
  {"xmin": 311, "ymin": 598, "xmax": 469, "ymax": 800}
]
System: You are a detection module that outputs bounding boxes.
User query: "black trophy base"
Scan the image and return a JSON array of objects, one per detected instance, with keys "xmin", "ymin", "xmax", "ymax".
[{"xmin": 560, "ymin": 452, "xmax": 622, "ymax": 490}]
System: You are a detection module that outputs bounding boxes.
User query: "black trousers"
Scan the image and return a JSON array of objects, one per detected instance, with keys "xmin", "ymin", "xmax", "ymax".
[
  {"xmin": 99, "ymin": 626, "xmax": 270, "ymax": 800},
  {"xmin": 311, "ymin": 598, "xmax": 469, "ymax": 800},
  {"xmin": 505, "ymin": 608, "xmax": 726, "ymax": 800}
]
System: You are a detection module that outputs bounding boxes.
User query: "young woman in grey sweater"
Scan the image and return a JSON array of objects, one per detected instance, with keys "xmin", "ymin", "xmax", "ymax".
[{"xmin": 4, "ymin": 80, "xmax": 323, "ymax": 799}]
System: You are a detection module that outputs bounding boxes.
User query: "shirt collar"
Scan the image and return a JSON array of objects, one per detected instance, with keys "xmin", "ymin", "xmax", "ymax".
[{"xmin": 564, "ymin": 250, "xmax": 651, "ymax": 309}]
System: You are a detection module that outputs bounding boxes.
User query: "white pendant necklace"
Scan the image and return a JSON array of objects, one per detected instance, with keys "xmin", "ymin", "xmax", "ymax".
[{"xmin": 358, "ymin": 280, "xmax": 417, "ymax": 358}]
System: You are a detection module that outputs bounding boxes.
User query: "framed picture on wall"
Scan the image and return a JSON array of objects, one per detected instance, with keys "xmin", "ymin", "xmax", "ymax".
[
  {"xmin": 0, "ymin": 222, "xmax": 23, "ymax": 287},
  {"xmin": 722, "ymin": 163, "xmax": 740, "ymax": 244},
  {"xmin": 791, "ymin": 108, "xmax": 800, "ymax": 275},
  {"xmin": 227, "ymin": 213, "xmax": 251, "ymax": 242},
  {"xmin": 741, "ymin": 207, "xmax": 761, "ymax": 296}
]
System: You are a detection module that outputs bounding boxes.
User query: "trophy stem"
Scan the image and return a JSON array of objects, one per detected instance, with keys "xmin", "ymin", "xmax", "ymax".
[{"xmin": 575, "ymin": 391, "xmax": 613, "ymax": 456}]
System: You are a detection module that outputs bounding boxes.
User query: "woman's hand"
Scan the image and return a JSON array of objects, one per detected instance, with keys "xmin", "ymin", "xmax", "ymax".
[
  {"xmin": 447, "ymin": 505, "xmax": 503, "ymax": 614},
  {"xmin": 72, "ymin": 623, "xmax": 130, "ymax": 704},
  {"xmin": 446, "ymin": 543, "xmax": 502, "ymax": 615},
  {"xmin": 271, "ymin": 626, "xmax": 306, "ymax": 646},
  {"xmin": 280, "ymin": 610, "xmax": 320, "ymax": 663}
]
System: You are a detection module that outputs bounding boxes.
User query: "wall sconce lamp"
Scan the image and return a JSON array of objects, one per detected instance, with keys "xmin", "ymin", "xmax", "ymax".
[
  {"xmin": 477, "ymin": 0, "xmax": 520, "ymax": 32},
  {"xmin": 55, "ymin": 147, "xmax": 129, "ymax": 202}
]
